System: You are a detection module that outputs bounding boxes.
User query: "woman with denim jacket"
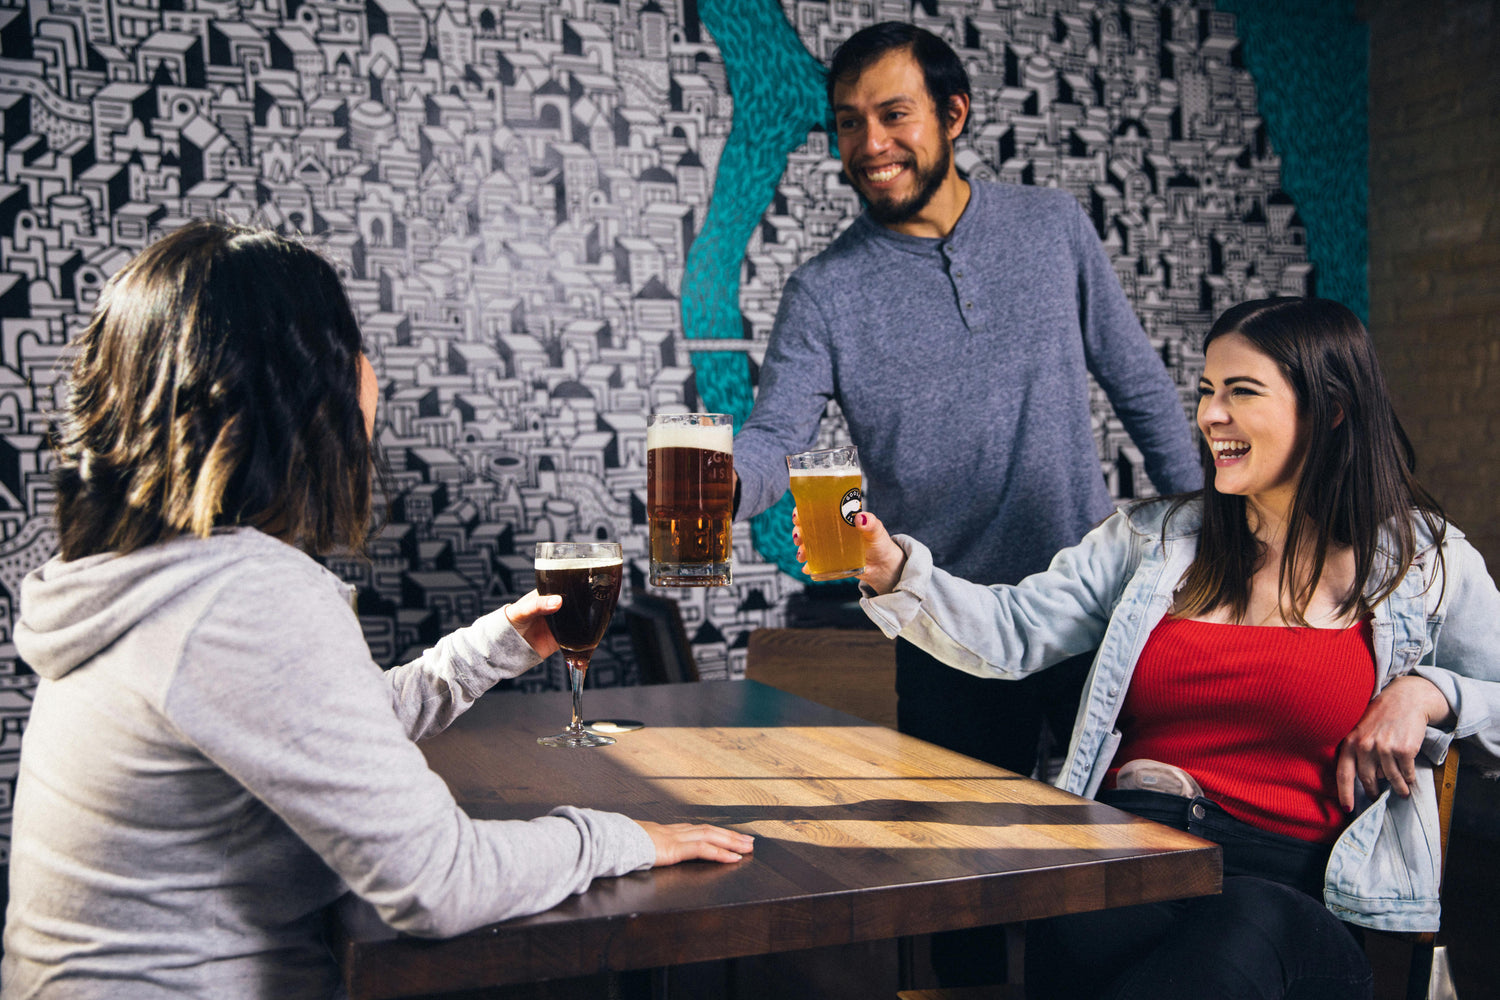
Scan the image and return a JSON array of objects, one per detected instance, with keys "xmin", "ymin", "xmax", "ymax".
[{"xmin": 793, "ymin": 298, "xmax": 1500, "ymax": 999}]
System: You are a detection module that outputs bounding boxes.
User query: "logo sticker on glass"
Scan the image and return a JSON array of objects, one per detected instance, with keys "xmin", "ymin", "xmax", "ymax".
[{"xmin": 840, "ymin": 488, "xmax": 863, "ymax": 526}]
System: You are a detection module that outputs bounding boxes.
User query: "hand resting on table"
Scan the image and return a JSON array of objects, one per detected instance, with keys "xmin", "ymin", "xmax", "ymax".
[{"xmin": 504, "ymin": 590, "xmax": 755, "ymax": 867}]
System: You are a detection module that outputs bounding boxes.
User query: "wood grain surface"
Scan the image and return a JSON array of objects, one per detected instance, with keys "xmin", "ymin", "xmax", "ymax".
[{"xmin": 336, "ymin": 681, "xmax": 1220, "ymax": 999}]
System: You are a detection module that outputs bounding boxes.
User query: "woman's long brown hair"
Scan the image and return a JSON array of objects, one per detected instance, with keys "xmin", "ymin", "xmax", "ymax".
[{"xmin": 1169, "ymin": 297, "xmax": 1446, "ymax": 625}]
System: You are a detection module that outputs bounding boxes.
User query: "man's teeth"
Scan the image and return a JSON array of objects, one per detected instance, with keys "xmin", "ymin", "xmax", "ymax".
[
  {"xmin": 867, "ymin": 164, "xmax": 903, "ymax": 182},
  {"xmin": 1212, "ymin": 440, "xmax": 1249, "ymax": 459}
]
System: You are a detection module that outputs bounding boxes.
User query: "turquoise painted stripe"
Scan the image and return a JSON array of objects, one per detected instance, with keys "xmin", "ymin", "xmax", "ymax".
[
  {"xmin": 686, "ymin": 0, "xmax": 828, "ymax": 580},
  {"xmin": 1217, "ymin": 0, "xmax": 1369, "ymax": 322}
]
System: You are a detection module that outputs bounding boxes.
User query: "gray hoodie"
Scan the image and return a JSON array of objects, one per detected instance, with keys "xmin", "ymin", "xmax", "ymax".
[{"xmin": 2, "ymin": 527, "xmax": 655, "ymax": 999}]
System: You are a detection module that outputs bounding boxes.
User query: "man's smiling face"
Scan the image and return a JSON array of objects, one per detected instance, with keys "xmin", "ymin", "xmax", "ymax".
[{"xmin": 832, "ymin": 48, "xmax": 963, "ymax": 230}]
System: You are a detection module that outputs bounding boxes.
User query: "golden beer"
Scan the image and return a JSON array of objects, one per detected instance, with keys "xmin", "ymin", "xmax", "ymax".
[
  {"xmin": 647, "ymin": 414, "xmax": 733, "ymax": 586},
  {"xmin": 786, "ymin": 447, "xmax": 864, "ymax": 582}
]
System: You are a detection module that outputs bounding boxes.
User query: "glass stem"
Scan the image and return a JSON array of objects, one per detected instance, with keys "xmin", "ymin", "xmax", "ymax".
[{"xmin": 566, "ymin": 653, "xmax": 591, "ymax": 733}]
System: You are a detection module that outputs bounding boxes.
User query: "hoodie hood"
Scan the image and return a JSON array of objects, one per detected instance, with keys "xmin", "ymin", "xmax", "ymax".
[{"xmin": 15, "ymin": 528, "xmax": 334, "ymax": 680}]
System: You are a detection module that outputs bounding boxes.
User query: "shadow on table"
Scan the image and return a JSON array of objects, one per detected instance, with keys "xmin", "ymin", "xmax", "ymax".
[{"xmin": 687, "ymin": 798, "xmax": 1122, "ymax": 827}]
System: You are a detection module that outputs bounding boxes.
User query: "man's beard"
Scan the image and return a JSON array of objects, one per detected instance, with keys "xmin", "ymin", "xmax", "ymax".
[{"xmin": 857, "ymin": 136, "xmax": 953, "ymax": 227}]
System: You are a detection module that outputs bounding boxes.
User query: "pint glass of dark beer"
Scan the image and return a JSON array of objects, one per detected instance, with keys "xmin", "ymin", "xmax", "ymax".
[
  {"xmin": 646, "ymin": 413, "xmax": 733, "ymax": 587},
  {"xmin": 535, "ymin": 541, "xmax": 624, "ymax": 748}
]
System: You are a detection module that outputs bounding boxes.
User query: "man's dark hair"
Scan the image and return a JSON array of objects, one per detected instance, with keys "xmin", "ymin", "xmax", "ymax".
[{"xmin": 827, "ymin": 22, "xmax": 971, "ymax": 132}]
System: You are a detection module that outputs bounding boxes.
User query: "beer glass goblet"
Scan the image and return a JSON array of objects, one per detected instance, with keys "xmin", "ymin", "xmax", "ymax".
[
  {"xmin": 786, "ymin": 446, "xmax": 865, "ymax": 581},
  {"xmin": 646, "ymin": 413, "xmax": 734, "ymax": 587},
  {"xmin": 535, "ymin": 541, "xmax": 624, "ymax": 749}
]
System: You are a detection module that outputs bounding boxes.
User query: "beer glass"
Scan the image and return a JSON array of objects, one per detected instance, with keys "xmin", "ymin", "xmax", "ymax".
[
  {"xmin": 535, "ymin": 541, "xmax": 624, "ymax": 748},
  {"xmin": 646, "ymin": 413, "xmax": 733, "ymax": 587},
  {"xmin": 786, "ymin": 445, "xmax": 865, "ymax": 581}
]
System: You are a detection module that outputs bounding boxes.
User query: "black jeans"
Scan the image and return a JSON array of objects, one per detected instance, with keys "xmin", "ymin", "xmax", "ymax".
[
  {"xmin": 1025, "ymin": 790, "xmax": 1374, "ymax": 1000},
  {"xmin": 896, "ymin": 639, "xmax": 1092, "ymax": 987},
  {"xmin": 895, "ymin": 638, "xmax": 1091, "ymax": 778}
]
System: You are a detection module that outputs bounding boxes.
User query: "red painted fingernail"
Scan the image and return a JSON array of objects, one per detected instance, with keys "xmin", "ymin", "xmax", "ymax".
[{"xmin": 859, "ymin": 514, "xmax": 869, "ymax": 526}]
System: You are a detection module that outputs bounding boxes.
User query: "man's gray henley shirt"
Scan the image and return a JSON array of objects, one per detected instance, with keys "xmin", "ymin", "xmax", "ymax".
[{"xmin": 735, "ymin": 180, "xmax": 1202, "ymax": 584}]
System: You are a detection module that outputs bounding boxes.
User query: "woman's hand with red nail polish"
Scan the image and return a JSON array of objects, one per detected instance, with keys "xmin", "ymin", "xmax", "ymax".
[{"xmin": 852, "ymin": 510, "xmax": 905, "ymax": 596}]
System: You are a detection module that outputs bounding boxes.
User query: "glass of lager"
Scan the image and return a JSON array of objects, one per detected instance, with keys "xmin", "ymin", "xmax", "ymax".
[
  {"xmin": 646, "ymin": 413, "xmax": 733, "ymax": 587},
  {"xmin": 534, "ymin": 541, "xmax": 624, "ymax": 748},
  {"xmin": 786, "ymin": 446, "xmax": 864, "ymax": 581}
]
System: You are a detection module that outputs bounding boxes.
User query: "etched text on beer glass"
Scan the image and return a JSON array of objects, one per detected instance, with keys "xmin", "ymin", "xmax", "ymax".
[
  {"xmin": 787, "ymin": 446, "xmax": 864, "ymax": 582},
  {"xmin": 535, "ymin": 542, "xmax": 624, "ymax": 749},
  {"xmin": 646, "ymin": 413, "xmax": 733, "ymax": 586}
]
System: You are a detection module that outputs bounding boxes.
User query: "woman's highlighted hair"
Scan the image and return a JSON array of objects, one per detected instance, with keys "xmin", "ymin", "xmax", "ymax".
[{"xmin": 56, "ymin": 220, "xmax": 374, "ymax": 560}]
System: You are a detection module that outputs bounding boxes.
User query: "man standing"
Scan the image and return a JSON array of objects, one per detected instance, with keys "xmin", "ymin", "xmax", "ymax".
[
  {"xmin": 734, "ymin": 27, "xmax": 1199, "ymax": 976},
  {"xmin": 734, "ymin": 20, "xmax": 1201, "ymax": 813}
]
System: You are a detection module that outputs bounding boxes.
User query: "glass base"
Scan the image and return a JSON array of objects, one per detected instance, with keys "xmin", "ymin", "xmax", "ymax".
[
  {"xmin": 650, "ymin": 561, "xmax": 731, "ymax": 587},
  {"xmin": 807, "ymin": 566, "xmax": 865, "ymax": 582},
  {"xmin": 538, "ymin": 727, "xmax": 616, "ymax": 748}
]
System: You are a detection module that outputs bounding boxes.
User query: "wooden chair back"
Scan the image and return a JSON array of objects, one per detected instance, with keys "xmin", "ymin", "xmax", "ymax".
[{"xmin": 1402, "ymin": 745, "xmax": 1460, "ymax": 1000}]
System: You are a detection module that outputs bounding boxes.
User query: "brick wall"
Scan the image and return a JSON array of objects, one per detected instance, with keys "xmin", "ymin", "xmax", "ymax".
[{"xmin": 1361, "ymin": 0, "xmax": 1500, "ymax": 567}]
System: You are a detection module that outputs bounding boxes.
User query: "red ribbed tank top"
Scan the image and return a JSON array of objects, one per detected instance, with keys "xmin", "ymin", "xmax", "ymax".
[{"xmin": 1111, "ymin": 616, "xmax": 1375, "ymax": 843}]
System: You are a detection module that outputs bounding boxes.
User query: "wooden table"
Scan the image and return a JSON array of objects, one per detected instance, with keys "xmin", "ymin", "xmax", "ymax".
[{"xmin": 335, "ymin": 681, "xmax": 1220, "ymax": 1000}]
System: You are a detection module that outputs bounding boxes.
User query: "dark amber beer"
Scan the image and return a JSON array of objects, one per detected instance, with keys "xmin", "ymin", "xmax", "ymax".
[
  {"xmin": 647, "ymin": 414, "xmax": 733, "ymax": 586},
  {"xmin": 535, "ymin": 556, "xmax": 624, "ymax": 655},
  {"xmin": 534, "ymin": 542, "xmax": 623, "ymax": 749}
]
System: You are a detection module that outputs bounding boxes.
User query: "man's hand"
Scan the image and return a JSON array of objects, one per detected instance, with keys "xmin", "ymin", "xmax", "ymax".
[
  {"xmin": 503, "ymin": 590, "xmax": 564, "ymax": 659},
  {"xmin": 1335, "ymin": 674, "xmax": 1454, "ymax": 811},
  {"xmin": 636, "ymin": 821, "xmax": 755, "ymax": 865},
  {"xmin": 791, "ymin": 507, "xmax": 906, "ymax": 595}
]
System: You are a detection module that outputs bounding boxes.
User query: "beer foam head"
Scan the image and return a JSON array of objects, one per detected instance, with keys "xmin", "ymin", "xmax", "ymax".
[
  {"xmin": 535, "ymin": 556, "xmax": 624, "ymax": 570},
  {"xmin": 646, "ymin": 421, "xmax": 732, "ymax": 454},
  {"xmin": 788, "ymin": 466, "xmax": 860, "ymax": 477}
]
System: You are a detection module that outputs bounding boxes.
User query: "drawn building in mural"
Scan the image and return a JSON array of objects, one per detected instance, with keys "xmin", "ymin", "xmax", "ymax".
[{"xmin": 0, "ymin": 0, "xmax": 1313, "ymax": 858}]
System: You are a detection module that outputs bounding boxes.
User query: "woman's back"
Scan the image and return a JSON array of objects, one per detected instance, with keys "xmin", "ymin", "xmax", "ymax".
[
  {"xmin": 4, "ymin": 220, "xmax": 753, "ymax": 997},
  {"xmin": 4, "ymin": 530, "xmax": 356, "ymax": 999}
]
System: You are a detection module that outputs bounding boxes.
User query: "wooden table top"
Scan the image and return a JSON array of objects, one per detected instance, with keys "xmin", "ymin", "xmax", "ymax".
[{"xmin": 336, "ymin": 680, "xmax": 1220, "ymax": 1000}]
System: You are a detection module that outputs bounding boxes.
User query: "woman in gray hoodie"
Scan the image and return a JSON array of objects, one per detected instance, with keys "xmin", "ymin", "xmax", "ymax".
[{"xmin": 2, "ymin": 221, "xmax": 752, "ymax": 999}]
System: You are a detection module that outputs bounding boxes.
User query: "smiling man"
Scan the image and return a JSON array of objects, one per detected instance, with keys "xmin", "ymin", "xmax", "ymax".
[
  {"xmin": 731, "ymin": 26, "xmax": 1202, "ymax": 981},
  {"xmin": 829, "ymin": 35, "xmax": 967, "ymax": 237}
]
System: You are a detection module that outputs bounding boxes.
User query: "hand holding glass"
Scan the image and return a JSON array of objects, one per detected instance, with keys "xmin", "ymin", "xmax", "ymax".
[
  {"xmin": 534, "ymin": 542, "xmax": 623, "ymax": 748},
  {"xmin": 786, "ymin": 445, "xmax": 865, "ymax": 581}
]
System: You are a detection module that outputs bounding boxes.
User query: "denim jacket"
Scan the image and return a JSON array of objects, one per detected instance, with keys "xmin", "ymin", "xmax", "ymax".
[{"xmin": 861, "ymin": 498, "xmax": 1500, "ymax": 932}]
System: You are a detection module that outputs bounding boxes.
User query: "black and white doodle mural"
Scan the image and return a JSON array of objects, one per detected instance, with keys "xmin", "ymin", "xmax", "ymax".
[{"xmin": 0, "ymin": 0, "xmax": 1316, "ymax": 859}]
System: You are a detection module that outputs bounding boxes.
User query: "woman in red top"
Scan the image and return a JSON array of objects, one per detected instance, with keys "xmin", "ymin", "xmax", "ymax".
[{"xmin": 799, "ymin": 298, "xmax": 1468, "ymax": 999}]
